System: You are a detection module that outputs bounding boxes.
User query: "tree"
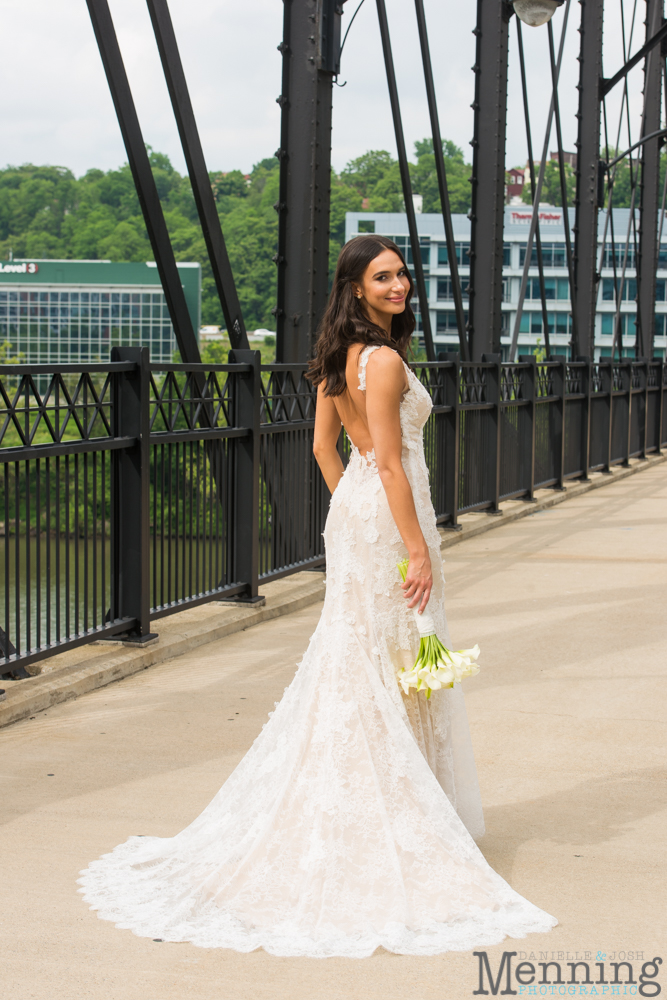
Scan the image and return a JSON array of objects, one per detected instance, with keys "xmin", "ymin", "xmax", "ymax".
[
  {"xmin": 0, "ymin": 138, "xmax": 477, "ymax": 334},
  {"xmin": 340, "ymin": 150, "xmax": 396, "ymax": 198},
  {"xmin": 521, "ymin": 159, "xmax": 576, "ymax": 207},
  {"xmin": 411, "ymin": 138, "xmax": 471, "ymax": 214}
]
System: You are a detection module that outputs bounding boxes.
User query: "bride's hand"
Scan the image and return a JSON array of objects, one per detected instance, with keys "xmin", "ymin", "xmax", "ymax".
[{"xmin": 401, "ymin": 552, "xmax": 433, "ymax": 615}]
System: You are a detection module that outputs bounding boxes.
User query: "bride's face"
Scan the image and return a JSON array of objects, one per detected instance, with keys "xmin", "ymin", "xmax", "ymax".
[{"xmin": 353, "ymin": 249, "xmax": 411, "ymax": 325}]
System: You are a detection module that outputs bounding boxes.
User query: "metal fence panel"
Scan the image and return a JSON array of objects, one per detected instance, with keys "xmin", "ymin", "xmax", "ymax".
[
  {"xmin": 258, "ymin": 366, "xmax": 327, "ymax": 580},
  {"xmin": 0, "ymin": 364, "xmax": 136, "ymax": 674},
  {"xmin": 1, "ymin": 354, "xmax": 660, "ymax": 676}
]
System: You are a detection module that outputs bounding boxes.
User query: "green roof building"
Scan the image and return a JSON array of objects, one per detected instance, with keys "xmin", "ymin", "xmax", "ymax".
[{"xmin": 0, "ymin": 259, "xmax": 201, "ymax": 364}]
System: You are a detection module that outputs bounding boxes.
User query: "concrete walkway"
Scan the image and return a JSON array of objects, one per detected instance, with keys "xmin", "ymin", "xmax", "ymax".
[{"xmin": 1, "ymin": 463, "xmax": 666, "ymax": 1000}]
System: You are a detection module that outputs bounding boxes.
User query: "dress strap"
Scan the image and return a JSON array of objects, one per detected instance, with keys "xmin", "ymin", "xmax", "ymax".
[{"xmin": 357, "ymin": 345, "xmax": 382, "ymax": 392}]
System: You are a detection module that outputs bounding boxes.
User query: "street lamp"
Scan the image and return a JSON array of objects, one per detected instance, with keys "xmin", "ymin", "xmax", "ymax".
[{"xmin": 512, "ymin": 1, "xmax": 564, "ymax": 27}]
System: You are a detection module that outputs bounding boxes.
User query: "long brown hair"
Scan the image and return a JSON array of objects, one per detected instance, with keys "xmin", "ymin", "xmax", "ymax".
[{"xmin": 307, "ymin": 234, "xmax": 416, "ymax": 396}]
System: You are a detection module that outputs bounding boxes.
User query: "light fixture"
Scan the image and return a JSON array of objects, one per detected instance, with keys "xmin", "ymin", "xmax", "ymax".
[{"xmin": 513, "ymin": 0, "xmax": 564, "ymax": 27}]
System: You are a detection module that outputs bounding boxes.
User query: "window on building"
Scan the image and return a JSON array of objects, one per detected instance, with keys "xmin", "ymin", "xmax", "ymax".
[
  {"xmin": 437, "ymin": 242, "xmax": 470, "ymax": 266},
  {"xmin": 0, "ymin": 285, "xmax": 177, "ymax": 364},
  {"xmin": 503, "ymin": 243, "xmax": 512, "ymax": 266},
  {"xmin": 391, "ymin": 235, "xmax": 430, "ymax": 267},
  {"xmin": 358, "ymin": 220, "xmax": 375, "ymax": 233},
  {"xmin": 519, "ymin": 312, "xmax": 572, "ymax": 334},
  {"xmin": 601, "ymin": 277, "xmax": 637, "ymax": 301},
  {"xmin": 598, "ymin": 346, "xmax": 637, "ymax": 358},
  {"xmin": 656, "ymin": 279, "xmax": 665, "ymax": 301},
  {"xmin": 600, "ymin": 313, "xmax": 636, "ymax": 338},
  {"xmin": 601, "ymin": 243, "xmax": 636, "ymax": 269},
  {"xmin": 437, "ymin": 277, "xmax": 469, "ymax": 300},
  {"xmin": 655, "ymin": 314, "xmax": 667, "ymax": 336},
  {"xmin": 525, "ymin": 277, "xmax": 570, "ymax": 300},
  {"xmin": 436, "ymin": 311, "xmax": 467, "ymax": 332},
  {"xmin": 519, "ymin": 242, "xmax": 567, "ymax": 268}
]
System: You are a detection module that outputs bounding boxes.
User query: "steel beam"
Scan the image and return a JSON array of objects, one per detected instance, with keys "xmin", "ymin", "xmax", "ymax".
[
  {"xmin": 573, "ymin": 0, "xmax": 604, "ymax": 359},
  {"xmin": 414, "ymin": 0, "xmax": 467, "ymax": 361},
  {"xmin": 468, "ymin": 0, "xmax": 513, "ymax": 361},
  {"xmin": 85, "ymin": 0, "xmax": 201, "ymax": 364},
  {"xmin": 146, "ymin": 0, "xmax": 249, "ymax": 351},
  {"xmin": 637, "ymin": 0, "xmax": 664, "ymax": 360},
  {"xmin": 376, "ymin": 0, "xmax": 435, "ymax": 361},
  {"xmin": 548, "ymin": 20, "xmax": 579, "ymax": 354},
  {"xmin": 275, "ymin": 0, "xmax": 342, "ymax": 363},
  {"xmin": 516, "ymin": 18, "xmax": 550, "ymax": 357},
  {"xmin": 601, "ymin": 16, "xmax": 667, "ymax": 96}
]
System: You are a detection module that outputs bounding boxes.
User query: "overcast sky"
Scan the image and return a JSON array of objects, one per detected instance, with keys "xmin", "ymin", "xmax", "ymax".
[{"xmin": 0, "ymin": 0, "xmax": 644, "ymax": 179}]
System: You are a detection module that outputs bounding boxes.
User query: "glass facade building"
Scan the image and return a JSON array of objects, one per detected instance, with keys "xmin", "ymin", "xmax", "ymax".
[
  {"xmin": 345, "ymin": 208, "xmax": 667, "ymax": 360},
  {"xmin": 0, "ymin": 260, "xmax": 201, "ymax": 364}
]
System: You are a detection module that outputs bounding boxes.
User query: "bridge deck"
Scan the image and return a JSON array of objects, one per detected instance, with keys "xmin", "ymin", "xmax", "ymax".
[{"xmin": 1, "ymin": 463, "xmax": 665, "ymax": 998}]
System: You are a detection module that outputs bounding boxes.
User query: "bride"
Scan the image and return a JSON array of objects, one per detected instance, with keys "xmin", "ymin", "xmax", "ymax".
[{"xmin": 78, "ymin": 234, "xmax": 557, "ymax": 957}]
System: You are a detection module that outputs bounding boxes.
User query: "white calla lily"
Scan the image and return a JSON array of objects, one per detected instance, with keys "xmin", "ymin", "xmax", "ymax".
[{"xmin": 396, "ymin": 560, "xmax": 481, "ymax": 699}]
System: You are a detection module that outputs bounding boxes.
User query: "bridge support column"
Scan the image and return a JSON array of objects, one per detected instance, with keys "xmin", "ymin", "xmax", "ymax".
[{"xmin": 275, "ymin": 0, "xmax": 342, "ymax": 363}]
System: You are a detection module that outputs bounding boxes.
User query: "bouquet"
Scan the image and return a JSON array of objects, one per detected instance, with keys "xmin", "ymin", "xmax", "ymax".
[{"xmin": 396, "ymin": 558, "xmax": 480, "ymax": 698}]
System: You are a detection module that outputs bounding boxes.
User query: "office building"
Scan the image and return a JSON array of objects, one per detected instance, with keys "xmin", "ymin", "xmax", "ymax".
[
  {"xmin": 345, "ymin": 207, "xmax": 667, "ymax": 360},
  {"xmin": 0, "ymin": 259, "xmax": 201, "ymax": 364}
]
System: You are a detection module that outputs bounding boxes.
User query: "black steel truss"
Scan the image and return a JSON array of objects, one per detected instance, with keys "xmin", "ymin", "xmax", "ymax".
[
  {"xmin": 74, "ymin": 0, "xmax": 667, "ymax": 370},
  {"xmin": 375, "ymin": 0, "xmax": 435, "ymax": 361},
  {"xmin": 468, "ymin": 0, "xmax": 513, "ymax": 361},
  {"xmin": 85, "ymin": 0, "xmax": 201, "ymax": 364},
  {"xmin": 145, "ymin": 0, "xmax": 250, "ymax": 352},
  {"xmin": 413, "ymin": 0, "xmax": 468, "ymax": 361}
]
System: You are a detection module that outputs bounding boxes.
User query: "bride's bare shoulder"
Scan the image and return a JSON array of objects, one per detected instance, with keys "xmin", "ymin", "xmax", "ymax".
[
  {"xmin": 346, "ymin": 343, "xmax": 400, "ymax": 367},
  {"xmin": 363, "ymin": 345, "xmax": 403, "ymax": 375}
]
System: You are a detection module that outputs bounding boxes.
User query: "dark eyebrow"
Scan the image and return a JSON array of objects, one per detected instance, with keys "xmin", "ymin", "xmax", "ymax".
[{"xmin": 371, "ymin": 268, "xmax": 403, "ymax": 279}]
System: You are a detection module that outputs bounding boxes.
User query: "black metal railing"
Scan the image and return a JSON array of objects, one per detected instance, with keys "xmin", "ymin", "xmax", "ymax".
[{"xmin": 1, "ymin": 348, "xmax": 665, "ymax": 676}]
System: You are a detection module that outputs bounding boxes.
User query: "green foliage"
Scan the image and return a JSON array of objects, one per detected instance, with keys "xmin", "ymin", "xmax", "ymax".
[
  {"xmin": 340, "ymin": 150, "xmax": 396, "ymax": 198},
  {"xmin": 338, "ymin": 141, "xmax": 472, "ymax": 217},
  {"xmin": 521, "ymin": 159, "xmax": 576, "ymax": 207},
  {"xmin": 0, "ymin": 138, "xmax": 474, "ymax": 331},
  {"xmin": 411, "ymin": 138, "xmax": 472, "ymax": 215},
  {"xmin": 0, "ymin": 340, "xmax": 25, "ymax": 364},
  {"xmin": 200, "ymin": 334, "xmax": 276, "ymax": 365}
]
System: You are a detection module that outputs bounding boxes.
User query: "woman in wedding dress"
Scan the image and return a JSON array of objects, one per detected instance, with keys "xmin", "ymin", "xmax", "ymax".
[{"xmin": 78, "ymin": 234, "xmax": 556, "ymax": 957}]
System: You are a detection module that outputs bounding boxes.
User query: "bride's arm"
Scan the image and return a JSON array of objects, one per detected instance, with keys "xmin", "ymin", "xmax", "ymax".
[
  {"xmin": 365, "ymin": 347, "xmax": 433, "ymax": 614},
  {"xmin": 313, "ymin": 383, "xmax": 345, "ymax": 493}
]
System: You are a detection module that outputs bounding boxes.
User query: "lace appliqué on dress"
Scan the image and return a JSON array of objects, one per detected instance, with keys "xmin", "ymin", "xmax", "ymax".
[{"xmin": 77, "ymin": 340, "xmax": 558, "ymax": 958}]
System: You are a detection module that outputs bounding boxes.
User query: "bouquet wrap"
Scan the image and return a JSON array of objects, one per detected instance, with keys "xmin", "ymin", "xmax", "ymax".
[{"xmin": 396, "ymin": 558, "xmax": 480, "ymax": 698}]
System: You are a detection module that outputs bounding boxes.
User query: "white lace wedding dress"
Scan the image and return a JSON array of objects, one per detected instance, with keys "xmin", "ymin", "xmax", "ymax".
[{"xmin": 78, "ymin": 345, "xmax": 557, "ymax": 957}]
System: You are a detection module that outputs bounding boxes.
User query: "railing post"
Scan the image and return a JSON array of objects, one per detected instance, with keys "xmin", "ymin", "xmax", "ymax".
[
  {"xmin": 638, "ymin": 358, "xmax": 649, "ymax": 458},
  {"xmin": 550, "ymin": 355, "xmax": 567, "ymax": 489},
  {"xmin": 577, "ymin": 355, "xmax": 592, "ymax": 481},
  {"xmin": 228, "ymin": 349, "xmax": 263, "ymax": 603},
  {"xmin": 111, "ymin": 346, "xmax": 157, "ymax": 643},
  {"xmin": 604, "ymin": 360, "xmax": 614, "ymax": 472},
  {"xmin": 519, "ymin": 354, "xmax": 537, "ymax": 499},
  {"xmin": 441, "ymin": 353, "xmax": 461, "ymax": 529},
  {"xmin": 482, "ymin": 353, "xmax": 502, "ymax": 513},
  {"xmin": 623, "ymin": 360, "xmax": 633, "ymax": 466},
  {"xmin": 639, "ymin": 358, "xmax": 649, "ymax": 459},
  {"xmin": 658, "ymin": 359, "xmax": 666, "ymax": 450}
]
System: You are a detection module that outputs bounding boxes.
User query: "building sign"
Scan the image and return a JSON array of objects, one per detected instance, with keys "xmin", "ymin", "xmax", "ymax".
[
  {"xmin": 0, "ymin": 262, "xmax": 39, "ymax": 274},
  {"xmin": 511, "ymin": 211, "xmax": 562, "ymax": 226}
]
